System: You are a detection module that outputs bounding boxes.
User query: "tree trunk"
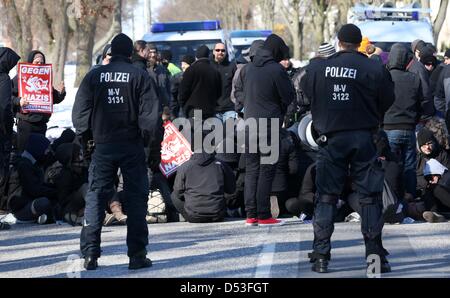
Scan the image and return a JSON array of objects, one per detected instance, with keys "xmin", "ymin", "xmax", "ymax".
[
  {"xmin": 144, "ymin": 0, "xmax": 152, "ymax": 32},
  {"xmin": 74, "ymin": 15, "xmax": 97, "ymax": 87},
  {"xmin": 93, "ymin": 0, "xmax": 122, "ymax": 56},
  {"xmin": 44, "ymin": 0, "xmax": 70, "ymax": 84},
  {"xmin": 292, "ymin": 1, "xmax": 301, "ymax": 59},
  {"xmin": 433, "ymin": 0, "xmax": 449, "ymax": 46}
]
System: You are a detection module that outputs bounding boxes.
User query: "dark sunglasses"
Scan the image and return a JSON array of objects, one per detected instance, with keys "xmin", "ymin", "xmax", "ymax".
[{"xmin": 215, "ymin": 49, "xmax": 226, "ymax": 53}]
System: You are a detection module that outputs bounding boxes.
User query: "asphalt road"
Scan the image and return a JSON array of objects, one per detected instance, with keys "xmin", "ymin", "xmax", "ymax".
[{"xmin": 0, "ymin": 218, "xmax": 449, "ymax": 278}]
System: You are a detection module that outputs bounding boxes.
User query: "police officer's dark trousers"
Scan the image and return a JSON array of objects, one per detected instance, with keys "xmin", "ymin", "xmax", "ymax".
[
  {"xmin": 311, "ymin": 130, "xmax": 386, "ymax": 261},
  {"xmin": 80, "ymin": 140, "xmax": 149, "ymax": 259}
]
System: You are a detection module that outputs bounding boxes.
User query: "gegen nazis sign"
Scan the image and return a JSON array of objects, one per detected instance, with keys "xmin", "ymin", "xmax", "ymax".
[{"xmin": 18, "ymin": 63, "xmax": 53, "ymax": 114}]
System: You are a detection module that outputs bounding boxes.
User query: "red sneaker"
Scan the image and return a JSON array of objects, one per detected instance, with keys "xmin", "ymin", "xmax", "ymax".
[
  {"xmin": 258, "ymin": 218, "xmax": 284, "ymax": 226},
  {"xmin": 245, "ymin": 218, "xmax": 258, "ymax": 226}
]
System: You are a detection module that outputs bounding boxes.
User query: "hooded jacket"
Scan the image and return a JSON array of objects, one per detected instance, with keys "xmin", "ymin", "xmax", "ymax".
[
  {"xmin": 178, "ymin": 58, "xmax": 222, "ymax": 118},
  {"xmin": 211, "ymin": 52, "xmax": 237, "ymax": 113},
  {"xmin": 384, "ymin": 43, "xmax": 430, "ymax": 130},
  {"xmin": 408, "ymin": 57, "xmax": 434, "ymax": 116},
  {"xmin": 0, "ymin": 47, "xmax": 20, "ymax": 135},
  {"xmin": 304, "ymin": 50, "xmax": 395, "ymax": 135},
  {"xmin": 11, "ymin": 51, "xmax": 66, "ymax": 125},
  {"xmin": 243, "ymin": 48, "xmax": 295, "ymax": 121},
  {"xmin": 171, "ymin": 152, "xmax": 236, "ymax": 221}
]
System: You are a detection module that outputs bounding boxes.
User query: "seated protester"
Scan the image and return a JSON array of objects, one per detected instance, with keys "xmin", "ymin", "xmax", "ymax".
[
  {"xmin": 171, "ymin": 152, "xmax": 236, "ymax": 223},
  {"xmin": 424, "ymin": 117, "xmax": 450, "ymax": 151},
  {"xmin": 7, "ymin": 133, "xmax": 57, "ymax": 224},
  {"xmin": 53, "ymin": 143, "xmax": 88, "ymax": 226},
  {"xmin": 421, "ymin": 159, "xmax": 450, "ymax": 222},
  {"xmin": 416, "ymin": 128, "xmax": 450, "ymax": 199},
  {"xmin": 270, "ymin": 129, "xmax": 299, "ymax": 217},
  {"xmin": 43, "ymin": 128, "xmax": 77, "ymax": 172},
  {"xmin": 285, "ymin": 162, "xmax": 315, "ymax": 219},
  {"xmin": 103, "ymin": 171, "xmax": 129, "ymax": 226},
  {"xmin": 148, "ymin": 168, "xmax": 179, "ymax": 223},
  {"xmin": 348, "ymin": 130, "xmax": 406, "ymax": 224}
]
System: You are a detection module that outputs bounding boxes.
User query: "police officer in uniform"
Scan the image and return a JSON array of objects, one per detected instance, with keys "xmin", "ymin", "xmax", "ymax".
[
  {"xmin": 303, "ymin": 24, "xmax": 395, "ymax": 273},
  {"xmin": 73, "ymin": 33, "xmax": 163, "ymax": 270}
]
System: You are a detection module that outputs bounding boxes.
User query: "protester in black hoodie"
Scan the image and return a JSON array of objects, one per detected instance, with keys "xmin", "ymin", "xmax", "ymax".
[
  {"xmin": 179, "ymin": 45, "xmax": 222, "ymax": 119},
  {"xmin": 243, "ymin": 34, "xmax": 295, "ymax": 226},
  {"xmin": 211, "ymin": 43, "xmax": 237, "ymax": 122},
  {"xmin": 407, "ymin": 41, "xmax": 435, "ymax": 119},
  {"xmin": 171, "ymin": 152, "xmax": 236, "ymax": 223},
  {"xmin": 11, "ymin": 50, "xmax": 66, "ymax": 152},
  {"xmin": 0, "ymin": 47, "xmax": 20, "ymax": 192},
  {"xmin": 7, "ymin": 133, "xmax": 56, "ymax": 223},
  {"xmin": 384, "ymin": 43, "xmax": 431, "ymax": 196}
]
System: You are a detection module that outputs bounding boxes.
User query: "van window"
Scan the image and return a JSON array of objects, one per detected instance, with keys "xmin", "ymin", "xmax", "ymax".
[{"xmin": 151, "ymin": 40, "xmax": 221, "ymax": 67}]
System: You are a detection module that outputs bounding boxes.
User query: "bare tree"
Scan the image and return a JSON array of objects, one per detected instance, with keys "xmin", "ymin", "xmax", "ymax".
[
  {"xmin": 278, "ymin": 0, "xmax": 304, "ymax": 59},
  {"xmin": 433, "ymin": 0, "xmax": 449, "ymax": 45},
  {"xmin": 93, "ymin": 0, "xmax": 122, "ymax": 56}
]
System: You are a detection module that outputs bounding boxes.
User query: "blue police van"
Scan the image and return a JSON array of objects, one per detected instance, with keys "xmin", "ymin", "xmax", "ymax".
[{"xmin": 142, "ymin": 20, "xmax": 234, "ymax": 67}]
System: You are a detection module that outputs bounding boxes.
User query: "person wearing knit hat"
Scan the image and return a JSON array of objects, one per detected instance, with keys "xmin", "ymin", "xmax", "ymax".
[
  {"xmin": 181, "ymin": 55, "xmax": 195, "ymax": 71},
  {"xmin": 417, "ymin": 127, "xmax": 437, "ymax": 156},
  {"xmin": 73, "ymin": 31, "xmax": 162, "ymax": 271},
  {"xmin": 110, "ymin": 33, "xmax": 133, "ymax": 58},
  {"xmin": 317, "ymin": 43, "xmax": 336, "ymax": 58},
  {"xmin": 160, "ymin": 50, "xmax": 182, "ymax": 76},
  {"xmin": 420, "ymin": 45, "xmax": 437, "ymax": 72},
  {"xmin": 303, "ymin": 23, "xmax": 395, "ymax": 274}
]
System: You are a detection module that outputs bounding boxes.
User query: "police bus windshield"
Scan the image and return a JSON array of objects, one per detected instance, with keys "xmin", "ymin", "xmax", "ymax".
[{"xmin": 152, "ymin": 40, "xmax": 221, "ymax": 67}]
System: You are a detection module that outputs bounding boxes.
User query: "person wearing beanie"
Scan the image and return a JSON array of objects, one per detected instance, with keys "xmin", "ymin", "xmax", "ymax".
[
  {"xmin": 407, "ymin": 41, "xmax": 434, "ymax": 117},
  {"xmin": 416, "ymin": 127, "xmax": 450, "ymax": 198},
  {"xmin": 169, "ymin": 54, "xmax": 195, "ymax": 118},
  {"xmin": 303, "ymin": 23, "xmax": 395, "ymax": 274},
  {"xmin": 7, "ymin": 133, "xmax": 56, "ymax": 225},
  {"xmin": 232, "ymin": 39, "xmax": 265, "ymax": 113},
  {"xmin": 241, "ymin": 33, "xmax": 295, "ymax": 228},
  {"xmin": 160, "ymin": 50, "xmax": 182, "ymax": 77},
  {"xmin": 211, "ymin": 42, "xmax": 238, "ymax": 122},
  {"xmin": 73, "ymin": 32, "xmax": 163, "ymax": 271},
  {"xmin": 179, "ymin": 45, "xmax": 222, "ymax": 119},
  {"xmin": 317, "ymin": 43, "xmax": 336, "ymax": 58},
  {"xmin": 11, "ymin": 50, "xmax": 67, "ymax": 153},
  {"xmin": 384, "ymin": 42, "xmax": 432, "ymax": 196}
]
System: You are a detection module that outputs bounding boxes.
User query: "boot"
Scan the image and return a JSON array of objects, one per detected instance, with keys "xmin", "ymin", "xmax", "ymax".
[
  {"xmin": 311, "ymin": 259, "xmax": 329, "ymax": 273},
  {"xmin": 110, "ymin": 201, "xmax": 127, "ymax": 225},
  {"xmin": 84, "ymin": 256, "xmax": 98, "ymax": 271},
  {"xmin": 129, "ymin": 257, "xmax": 152, "ymax": 270}
]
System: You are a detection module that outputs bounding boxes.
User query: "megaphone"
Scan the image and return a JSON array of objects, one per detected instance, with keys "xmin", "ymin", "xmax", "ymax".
[{"xmin": 289, "ymin": 112, "xmax": 321, "ymax": 151}]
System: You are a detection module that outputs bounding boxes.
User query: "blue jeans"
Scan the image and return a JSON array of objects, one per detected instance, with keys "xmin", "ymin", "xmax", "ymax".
[{"xmin": 385, "ymin": 130, "xmax": 417, "ymax": 196}]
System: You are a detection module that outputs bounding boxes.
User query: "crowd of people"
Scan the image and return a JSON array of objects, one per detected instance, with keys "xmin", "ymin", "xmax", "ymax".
[{"xmin": 0, "ymin": 23, "xmax": 450, "ymax": 272}]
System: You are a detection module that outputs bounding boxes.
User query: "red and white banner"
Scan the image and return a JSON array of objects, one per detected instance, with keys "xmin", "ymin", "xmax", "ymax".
[
  {"xmin": 159, "ymin": 121, "xmax": 193, "ymax": 178},
  {"xmin": 18, "ymin": 63, "xmax": 53, "ymax": 114}
]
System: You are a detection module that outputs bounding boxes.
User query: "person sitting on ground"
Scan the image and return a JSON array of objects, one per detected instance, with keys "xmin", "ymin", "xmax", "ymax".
[
  {"xmin": 421, "ymin": 159, "xmax": 450, "ymax": 223},
  {"xmin": 171, "ymin": 151, "xmax": 236, "ymax": 223},
  {"xmin": 53, "ymin": 143, "xmax": 88, "ymax": 226},
  {"xmin": 7, "ymin": 133, "xmax": 57, "ymax": 224}
]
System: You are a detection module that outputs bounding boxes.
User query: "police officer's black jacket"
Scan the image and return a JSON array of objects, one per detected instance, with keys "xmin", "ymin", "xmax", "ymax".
[
  {"xmin": 243, "ymin": 49, "xmax": 295, "ymax": 121},
  {"xmin": 384, "ymin": 43, "xmax": 430, "ymax": 130},
  {"xmin": 172, "ymin": 152, "xmax": 236, "ymax": 221},
  {"xmin": 0, "ymin": 47, "xmax": 20, "ymax": 135},
  {"xmin": 304, "ymin": 50, "xmax": 395, "ymax": 135},
  {"xmin": 178, "ymin": 58, "xmax": 222, "ymax": 118},
  {"xmin": 11, "ymin": 51, "xmax": 66, "ymax": 125},
  {"xmin": 72, "ymin": 55, "xmax": 163, "ymax": 147},
  {"xmin": 211, "ymin": 57, "xmax": 237, "ymax": 113}
]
